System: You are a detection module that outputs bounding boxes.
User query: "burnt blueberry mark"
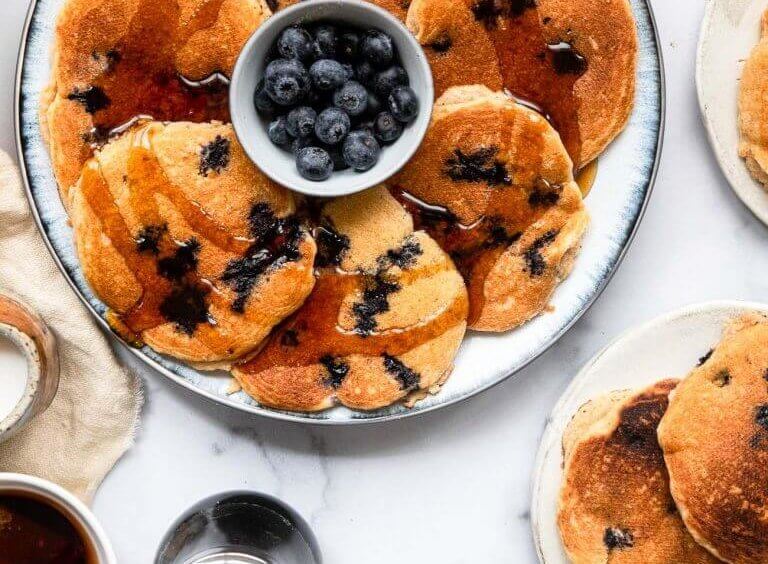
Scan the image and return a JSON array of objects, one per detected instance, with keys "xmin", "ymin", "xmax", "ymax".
[
  {"xmin": 756, "ymin": 404, "xmax": 768, "ymax": 430},
  {"xmin": 135, "ymin": 224, "xmax": 167, "ymax": 255},
  {"xmin": 750, "ymin": 433, "xmax": 768, "ymax": 450},
  {"xmin": 547, "ymin": 41, "xmax": 588, "ymax": 76},
  {"xmin": 67, "ymin": 86, "xmax": 110, "ymax": 114},
  {"xmin": 472, "ymin": 0, "xmax": 536, "ymax": 29},
  {"xmin": 264, "ymin": 0, "xmax": 279, "ymax": 11},
  {"xmin": 484, "ymin": 223, "xmax": 522, "ymax": 249},
  {"xmin": 429, "ymin": 34, "xmax": 453, "ymax": 53},
  {"xmin": 444, "ymin": 147, "xmax": 511, "ymax": 186},
  {"xmin": 712, "ymin": 369, "xmax": 731, "ymax": 387},
  {"xmin": 383, "ymin": 354, "xmax": 420, "ymax": 390},
  {"xmin": 82, "ymin": 127, "xmax": 110, "ymax": 149},
  {"xmin": 159, "ymin": 283, "xmax": 211, "ymax": 335},
  {"xmin": 158, "ymin": 238, "xmax": 201, "ymax": 281},
  {"xmin": 380, "ymin": 238, "xmax": 423, "ymax": 270},
  {"xmin": 543, "ymin": 16, "xmax": 552, "ymax": 24},
  {"xmin": 603, "ymin": 527, "xmax": 634, "ymax": 551},
  {"xmin": 222, "ymin": 204, "xmax": 304, "ymax": 312},
  {"xmin": 314, "ymin": 224, "xmax": 350, "ymax": 268},
  {"xmin": 281, "ymin": 330, "xmax": 299, "ymax": 347},
  {"xmin": 698, "ymin": 348, "xmax": 714, "ymax": 366},
  {"xmin": 320, "ymin": 355, "xmax": 349, "ymax": 389},
  {"xmin": 523, "ymin": 229, "xmax": 558, "ymax": 276},
  {"xmin": 528, "ymin": 184, "xmax": 562, "ymax": 207},
  {"xmin": 764, "ymin": 368, "xmax": 768, "ymax": 382},
  {"xmin": 353, "ymin": 275, "xmax": 401, "ymax": 335},
  {"xmin": 199, "ymin": 135, "xmax": 231, "ymax": 177}
]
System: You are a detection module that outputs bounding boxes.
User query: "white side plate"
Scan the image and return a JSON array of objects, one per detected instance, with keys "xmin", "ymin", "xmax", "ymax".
[{"xmin": 530, "ymin": 300, "xmax": 768, "ymax": 563}]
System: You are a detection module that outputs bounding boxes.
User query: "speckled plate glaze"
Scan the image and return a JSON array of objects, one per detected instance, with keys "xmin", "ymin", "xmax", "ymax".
[
  {"xmin": 698, "ymin": 0, "xmax": 768, "ymax": 225},
  {"xmin": 15, "ymin": 0, "xmax": 664, "ymax": 424},
  {"xmin": 531, "ymin": 300, "xmax": 768, "ymax": 563}
]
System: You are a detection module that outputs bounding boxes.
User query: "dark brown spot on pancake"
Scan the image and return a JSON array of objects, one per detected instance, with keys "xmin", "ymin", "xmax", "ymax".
[
  {"xmin": 603, "ymin": 527, "xmax": 634, "ymax": 551},
  {"xmin": 353, "ymin": 275, "xmax": 401, "ymax": 334},
  {"xmin": 471, "ymin": 0, "xmax": 537, "ymax": 29},
  {"xmin": 314, "ymin": 225, "xmax": 350, "ymax": 268},
  {"xmin": 756, "ymin": 404, "xmax": 768, "ymax": 430},
  {"xmin": 380, "ymin": 239, "xmax": 423, "ymax": 270},
  {"xmin": 429, "ymin": 34, "xmax": 453, "ymax": 53},
  {"xmin": 159, "ymin": 282, "xmax": 211, "ymax": 335},
  {"xmin": 712, "ymin": 369, "xmax": 731, "ymax": 387},
  {"xmin": 67, "ymin": 86, "xmax": 111, "ymax": 114},
  {"xmin": 199, "ymin": 135, "xmax": 231, "ymax": 176},
  {"xmin": 158, "ymin": 238, "xmax": 201, "ymax": 281},
  {"xmin": 542, "ymin": 16, "xmax": 551, "ymax": 24},
  {"xmin": 528, "ymin": 182, "xmax": 562, "ymax": 207},
  {"xmin": 698, "ymin": 348, "xmax": 714, "ymax": 366},
  {"xmin": 764, "ymin": 368, "xmax": 768, "ymax": 382},
  {"xmin": 523, "ymin": 229, "xmax": 558, "ymax": 276},
  {"xmin": 547, "ymin": 41, "xmax": 588, "ymax": 76},
  {"xmin": 281, "ymin": 329, "xmax": 299, "ymax": 347},
  {"xmin": 383, "ymin": 354, "xmax": 420, "ymax": 390},
  {"xmin": 484, "ymin": 222, "xmax": 522, "ymax": 248},
  {"xmin": 135, "ymin": 224, "xmax": 167, "ymax": 255},
  {"xmin": 264, "ymin": 0, "xmax": 279, "ymax": 11},
  {"xmin": 444, "ymin": 147, "xmax": 511, "ymax": 186},
  {"xmin": 320, "ymin": 355, "xmax": 349, "ymax": 388}
]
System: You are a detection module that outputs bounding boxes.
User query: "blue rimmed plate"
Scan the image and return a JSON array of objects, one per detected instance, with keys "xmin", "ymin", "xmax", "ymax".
[{"xmin": 15, "ymin": 0, "xmax": 664, "ymax": 424}]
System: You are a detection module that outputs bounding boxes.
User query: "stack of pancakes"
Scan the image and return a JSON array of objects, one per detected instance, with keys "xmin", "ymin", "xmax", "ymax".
[
  {"xmin": 740, "ymin": 9, "xmax": 768, "ymax": 189},
  {"xmin": 43, "ymin": 0, "xmax": 637, "ymax": 412},
  {"xmin": 558, "ymin": 314, "xmax": 768, "ymax": 564}
]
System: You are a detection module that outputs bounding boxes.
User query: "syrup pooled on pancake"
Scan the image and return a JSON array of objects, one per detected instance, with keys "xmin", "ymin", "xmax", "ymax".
[
  {"xmin": 391, "ymin": 86, "xmax": 588, "ymax": 331},
  {"xmin": 234, "ymin": 187, "xmax": 469, "ymax": 412},
  {"xmin": 70, "ymin": 122, "xmax": 316, "ymax": 365}
]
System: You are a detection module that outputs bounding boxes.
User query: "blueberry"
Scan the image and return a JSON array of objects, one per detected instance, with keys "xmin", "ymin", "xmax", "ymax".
[
  {"xmin": 333, "ymin": 81, "xmax": 368, "ymax": 116},
  {"xmin": 361, "ymin": 30, "xmax": 394, "ymax": 69},
  {"xmin": 313, "ymin": 24, "xmax": 338, "ymax": 59},
  {"xmin": 354, "ymin": 61, "xmax": 375, "ymax": 85},
  {"xmin": 268, "ymin": 115, "xmax": 291, "ymax": 147},
  {"xmin": 291, "ymin": 135, "xmax": 315, "ymax": 155},
  {"xmin": 309, "ymin": 59, "xmax": 347, "ymax": 91},
  {"xmin": 254, "ymin": 79, "xmax": 277, "ymax": 115},
  {"xmin": 277, "ymin": 26, "xmax": 314, "ymax": 61},
  {"xmin": 315, "ymin": 107, "xmax": 351, "ymax": 145},
  {"xmin": 264, "ymin": 58, "xmax": 310, "ymax": 106},
  {"xmin": 324, "ymin": 145, "xmax": 350, "ymax": 171},
  {"xmin": 371, "ymin": 65, "xmax": 408, "ymax": 98},
  {"xmin": 296, "ymin": 147, "xmax": 333, "ymax": 181},
  {"xmin": 388, "ymin": 86, "xmax": 419, "ymax": 123},
  {"xmin": 373, "ymin": 111, "xmax": 403, "ymax": 144},
  {"xmin": 342, "ymin": 129, "xmax": 381, "ymax": 171},
  {"xmin": 286, "ymin": 106, "xmax": 317, "ymax": 138},
  {"xmin": 365, "ymin": 91, "xmax": 382, "ymax": 116},
  {"xmin": 341, "ymin": 63, "xmax": 355, "ymax": 81},
  {"xmin": 339, "ymin": 31, "xmax": 360, "ymax": 61}
]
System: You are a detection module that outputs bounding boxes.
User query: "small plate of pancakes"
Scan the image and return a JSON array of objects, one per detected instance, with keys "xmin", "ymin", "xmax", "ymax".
[
  {"xmin": 16, "ymin": 0, "xmax": 663, "ymax": 423},
  {"xmin": 698, "ymin": 0, "xmax": 768, "ymax": 225},
  {"xmin": 533, "ymin": 300, "xmax": 768, "ymax": 563}
]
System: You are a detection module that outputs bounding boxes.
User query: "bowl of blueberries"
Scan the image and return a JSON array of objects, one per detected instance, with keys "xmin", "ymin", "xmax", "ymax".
[{"xmin": 230, "ymin": 0, "xmax": 433, "ymax": 196}]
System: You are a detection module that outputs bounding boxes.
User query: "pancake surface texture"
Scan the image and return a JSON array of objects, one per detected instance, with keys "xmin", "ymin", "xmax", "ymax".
[
  {"xmin": 739, "ymin": 10, "xmax": 768, "ymax": 189},
  {"xmin": 43, "ymin": 0, "xmax": 270, "ymax": 199},
  {"xmin": 391, "ymin": 85, "xmax": 588, "ymax": 331},
  {"xmin": 233, "ymin": 186, "xmax": 469, "ymax": 412},
  {"xmin": 406, "ymin": 0, "xmax": 637, "ymax": 167},
  {"xmin": 69, "ymin": 121, "xmax": 316, "ymax": 365},
  {"xmin": 658, "ymin": 313, "xmax": 768, "ymax": 564},
  {"xmin": 558, "ymin": 380, "xmax": 720, "ymax": 564}
]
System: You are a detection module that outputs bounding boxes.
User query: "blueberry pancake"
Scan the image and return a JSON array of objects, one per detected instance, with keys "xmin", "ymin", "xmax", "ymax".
[
  {"xmin": 390, "ymin": 85, "xmax": 588, "ymax": 332},
  {"xmin": 42, "ymin": 0, "xmax": 271, "ymax": 201},
  {"xmin": 658, "ymin": 314, "xmax": 768, "ymax": 564},
  {"xmin": 69, "ymin": 121, "xmax": 316, "ymax": 366},
  {"xmin": 233, "ymin": 186, "xmax": 469, "ymax": 412},
  {"xmin": 558, "ymin": 381, "xmax": 720, "ymax": 564},
  {"xmin": 739, "ymin": 10, "xmax": 768, "ymax": 189},
  {"xmin": 406, "ymin": 0, "xmax": 637, "ymax": 167}
]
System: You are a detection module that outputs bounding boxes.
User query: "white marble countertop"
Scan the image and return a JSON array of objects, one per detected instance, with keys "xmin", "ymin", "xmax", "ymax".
[{"xmin": 2, "ymin": 0, "xmax": 766, "ymax": 562}]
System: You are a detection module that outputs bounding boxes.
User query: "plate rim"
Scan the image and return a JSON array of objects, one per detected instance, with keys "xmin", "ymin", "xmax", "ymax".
[
  {"xmin": 529, "ymin": 298, "xmax": 768, "ymax": 563},
  {"xmin": 13, "ymin": 0, "xmax": 666, "ymax": 426}
]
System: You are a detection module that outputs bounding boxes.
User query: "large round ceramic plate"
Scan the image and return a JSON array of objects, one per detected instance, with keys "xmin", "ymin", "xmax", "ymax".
[
  {"xmin": 15, "ymin": 0, "xmax": 664, "ymax": 424},
  {"xmin": 698, "ymin": 0, "xmax": 768, "ymax": 225},
  {"xmin": 530, "ymin": 300, "xmax": 768, "ymax": 562}
]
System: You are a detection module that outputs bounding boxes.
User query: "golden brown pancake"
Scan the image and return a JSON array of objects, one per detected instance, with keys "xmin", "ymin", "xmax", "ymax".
[
  {"xmin": 658, "ymin": 313, "xmax": 768, "ymax": 564},
  {"xmin": 739, "ymin": 10, "xmax": 768, "ymax": 189},
  {"xmin": 233, "ymin": 186, "xmax": 469, "ymax": 412},
  {"xmin": 69, "ymin": 121, "xmax": 316, "ymax": 366},
  {"xmin": 390, "ymin": 85, "xmax": 588, "ymax": 332},
  {"xmin": 406, "ymin": 0, "xmax": 637, "ymax": 167},
  {"xmin": 558, "ymin": 381, "xmax": 720, "ymax": 564},
  {"xmin": 42, "ymin": 0, "xmax": 271, "ymax": 200}
]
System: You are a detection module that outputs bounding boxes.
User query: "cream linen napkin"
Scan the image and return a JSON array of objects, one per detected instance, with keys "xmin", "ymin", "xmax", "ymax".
[{"xmin": 0, "ymin": 149, "xmax": 142, "ymax": 503}]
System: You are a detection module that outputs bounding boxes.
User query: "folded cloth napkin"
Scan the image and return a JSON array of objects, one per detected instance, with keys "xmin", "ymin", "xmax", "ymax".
[{"xmin": 0, "ymin": 149, "xmax": 141, "ymax": 503}]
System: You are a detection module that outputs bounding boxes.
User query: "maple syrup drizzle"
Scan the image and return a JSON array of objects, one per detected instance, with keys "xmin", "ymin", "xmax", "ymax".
[
  {"xmin": 575, "ymin": 158, "xmax": 598, "ymax": 196},
  {"xmin": 237, "ymin": 264, "xmax": 468, "ymax": 377}
]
